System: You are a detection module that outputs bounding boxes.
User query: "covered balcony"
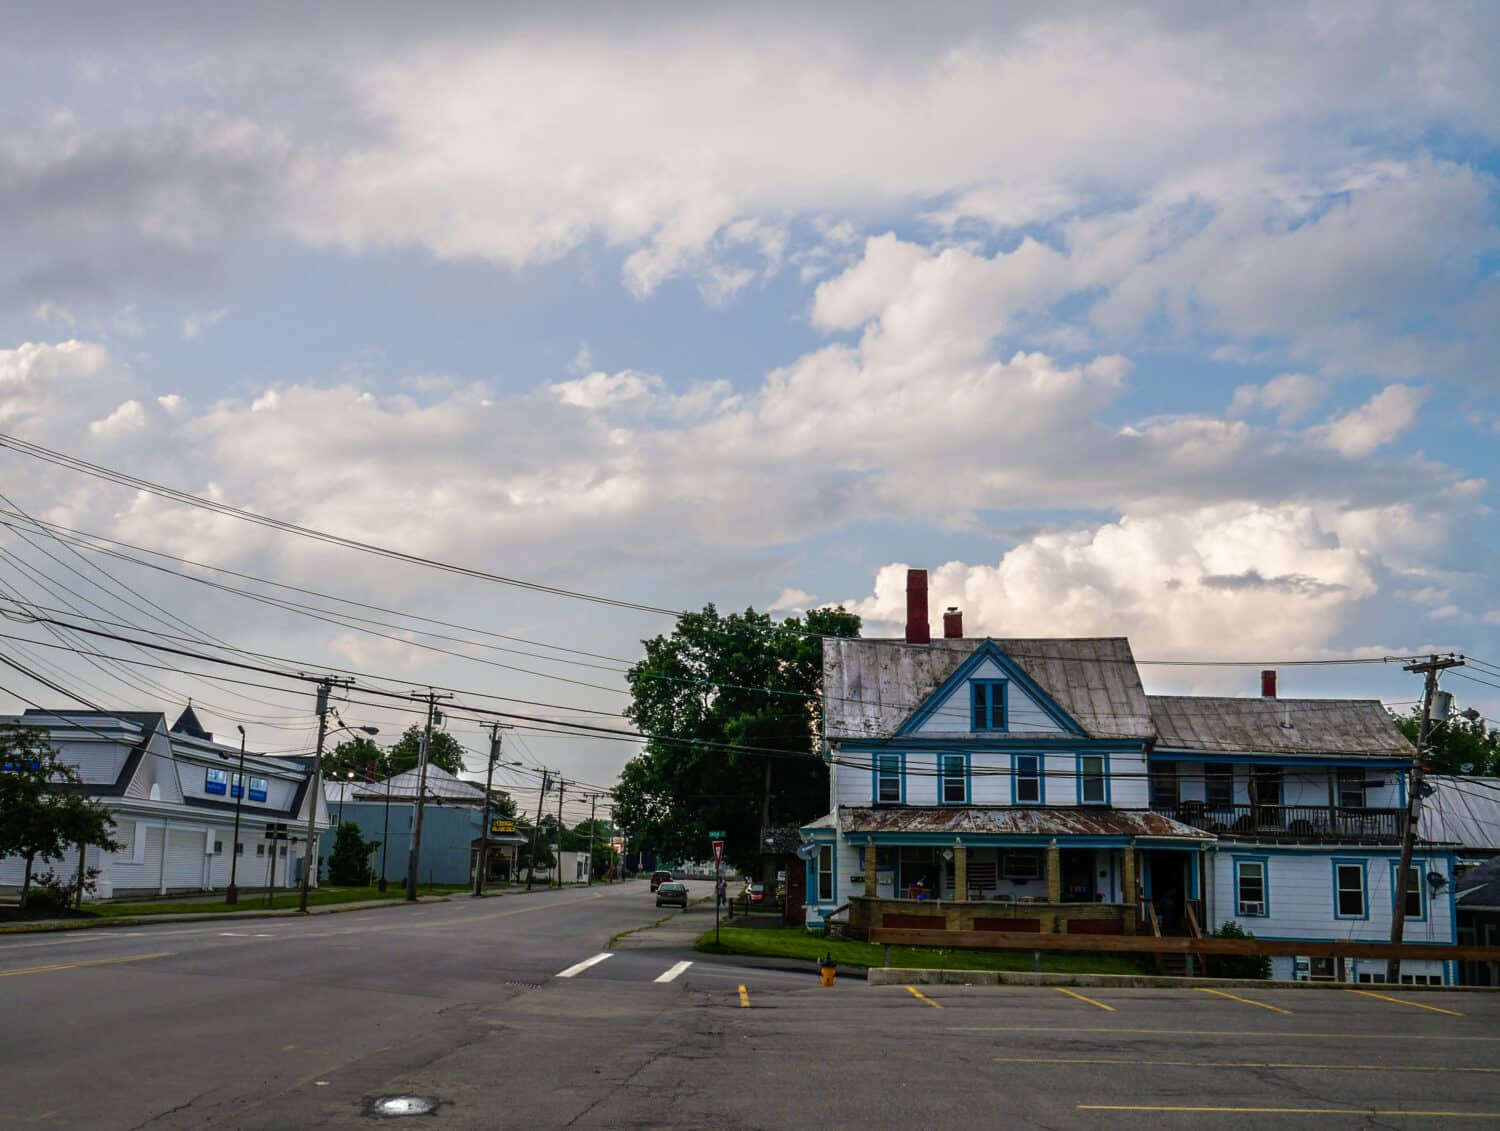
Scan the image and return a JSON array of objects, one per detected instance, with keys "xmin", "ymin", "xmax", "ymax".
[{"xmin": 1150, "ymin": 801, "xmax": 1406, "ymax": 844}]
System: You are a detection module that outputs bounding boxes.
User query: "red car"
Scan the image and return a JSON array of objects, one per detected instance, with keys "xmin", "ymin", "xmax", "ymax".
[
  {"xmin": 744, "ymin": 882, "xmax": 767, "ymax": 905},
  {"xmin": 650, "ymin": 870, "xmax": 674, "ymax": 892}
]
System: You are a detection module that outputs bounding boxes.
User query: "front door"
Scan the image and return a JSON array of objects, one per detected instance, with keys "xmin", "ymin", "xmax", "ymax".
[
  {"xmin": 1146, "ymin": 851, "xmax": 1187, "ymax": 930},
  {"xmin": 1062, "ymin": 850, "xmax": 1095, "ymax": 903}
]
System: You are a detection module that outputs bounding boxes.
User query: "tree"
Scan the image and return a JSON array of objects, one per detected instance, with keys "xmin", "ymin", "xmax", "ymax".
[
  {"xmin": 563, "ymin": 818, "xmax": 614, "ymax": 877},
  {"xmin": 613, "ymin": 603, "xmax": 861, "ymax": 872},
  {"xmin": 0, "ymin": 726, "xmax": 121, "ymax": 909},
  {"xmin": 386, "ymin": 725, "xmax": 466, "ymax": 777},
  {"xmin": 323, "ymin": 735, "xmax": 385, "ymax": 782},
  {"xmin": 325, "ymin": 821, "xmax": 371, "ymax": 886},
  {"xmin": 1394, "ymin": 703, "xmax": 1500, "ymax": 776}
]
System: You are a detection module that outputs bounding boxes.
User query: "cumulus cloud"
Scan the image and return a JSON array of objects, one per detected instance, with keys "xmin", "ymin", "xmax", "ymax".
[
  {"xmin": 1228, "ymin": 374, "xmax": 1329, "ymax": 423},
  {"xmin": 182, "ymin": 307, "xmax": 229, "ymax": 340},
  {"xmin": 1313, "ymin": 384, "xmax": 1430, "ymax": 458},
  {"xmin": 87, "ymin": 399, "xmax": 149, "ymax": 438}
]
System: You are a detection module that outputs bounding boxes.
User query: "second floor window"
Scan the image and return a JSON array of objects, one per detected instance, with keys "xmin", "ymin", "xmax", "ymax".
[
  {"xmin": 971, "ymin": 681, "xmax": 1006, "ymax": 731},
  {"xmin": 1078, "ymin": 755, "xmax": 1106, "ymax": 804},
  {"xmin": 205, "ymin": 768, "xmax": 229, "ymax": 795},
  {"xmin": 1337, "ymin": 769, "xmax": 1366, "ymax": 810},
  {"xmin": 1149, "ymin": 764, "xmax": 1178, "ymax": 809},
  {"xmin": 1014, "ymin": 754, "xmax": 1042, "ymax": 804},
  {"xmin": 1205, "ymin": 764, "xmax": 1233, "ymax": 807},
  {"xmin": 876, "ymin": 754, "xmax": 902, "ymax": 804},
  {"xmin": 940, "ymin": 754, "xmax": 967, "ymax": 804}
]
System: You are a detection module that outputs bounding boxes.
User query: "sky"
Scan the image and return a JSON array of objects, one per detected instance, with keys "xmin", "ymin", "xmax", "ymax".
[{"xmin": 1, "ymin": 2, "xmax": 1498, "ymax": 812}]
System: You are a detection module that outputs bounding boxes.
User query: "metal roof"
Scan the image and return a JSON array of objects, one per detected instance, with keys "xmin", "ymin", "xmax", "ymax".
[
  {"xmin": 343, "ymin": 764, "xmax": 487, "ymax": 804},
  {"xmin": 839, "ymin": 806, "xmax": 1212, "ymax": 841},
  {"xmin": 1422, "ymin": 776, "xmax": 1500, "ymax": 853},
  {"xmin": 823, "ymin": 637, "xmax": 1153, "ymax": 741},
  {"xmin": 1148, "ymin": 696, "xmax": 1414, "ymax": 758}
]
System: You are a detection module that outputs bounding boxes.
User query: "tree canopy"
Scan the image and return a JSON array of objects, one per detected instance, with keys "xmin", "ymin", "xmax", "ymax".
[
  {"xmin": 387, "ymin": 725, "xmax": 467, "ymax": 777},
  {"xmin": 1394, "ymin": 702, "xmax": 1500, "ymax": 776},
  {"xmin": 612, "ymin": 603, "xmax": 860, "ymax": 871},
  {"xmin": 0, "ymin": 725, "xmax": 121, "ymax": 908},
  {"xmin": 323, "ymin": 735, "xmax": 385, "ymax": 781}
]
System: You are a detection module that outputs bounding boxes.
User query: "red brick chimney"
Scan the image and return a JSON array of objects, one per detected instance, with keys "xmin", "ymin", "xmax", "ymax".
[
  {"xmin": 905, "ymin": 569, "xmax": 930, "ymax": 644},
  {"xmin": 943, "ymin": 606, "xmax": 963, "ymax": 638},
  {"xmin": 1261, "ymin": 669, "xmax": 1277, "ymax": 698}
]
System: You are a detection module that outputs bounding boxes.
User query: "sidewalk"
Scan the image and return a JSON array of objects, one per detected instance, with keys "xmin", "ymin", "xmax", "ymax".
[
  {"xmin": 610, "ymin": 892, "xmax": 721, "ymax": 950},
  {"xmin": 0, "ymin": 895, "xmax": 451, "ymax": 935}
]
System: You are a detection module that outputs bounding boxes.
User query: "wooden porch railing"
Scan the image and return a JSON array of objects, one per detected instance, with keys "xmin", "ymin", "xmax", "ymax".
[
  {"xmin": 1153, "ymin": 802, "xmax": 1405, "ymax": 842},
  {"xmin": 1185, "ymin": 899, "xmax": 1203, "ymax": 940}
]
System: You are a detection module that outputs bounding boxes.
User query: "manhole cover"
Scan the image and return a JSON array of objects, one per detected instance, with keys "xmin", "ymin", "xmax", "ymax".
[{"xmin": 368, "ymin": 1095, "xmax": 440, "ymax": 1118}]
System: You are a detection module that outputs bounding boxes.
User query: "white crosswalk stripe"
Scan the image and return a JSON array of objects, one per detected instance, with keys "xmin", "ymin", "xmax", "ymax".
[
  {"xmin": 555, "ymin": 952, "xmax": 614, "ymax": 978},
  {"xmin": 654, "ymin": 960, "xmax": 693, "ymax": 983}
]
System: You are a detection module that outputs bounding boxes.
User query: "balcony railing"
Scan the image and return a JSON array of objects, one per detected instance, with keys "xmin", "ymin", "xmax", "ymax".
[{"xmin": 1152, "ymin": 802, "xmax": 1406, "ymax": 842}]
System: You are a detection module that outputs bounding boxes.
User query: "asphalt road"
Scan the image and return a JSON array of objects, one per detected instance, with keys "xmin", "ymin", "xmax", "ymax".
[{"xmin": 2, "ymin": 882, "xmax": 1498, "ymax": 1129}]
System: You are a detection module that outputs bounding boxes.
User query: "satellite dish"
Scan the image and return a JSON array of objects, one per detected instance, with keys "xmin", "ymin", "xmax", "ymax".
[{"xmin": 795, "ymin": 842, "xmax": 820, "ymax": 861}]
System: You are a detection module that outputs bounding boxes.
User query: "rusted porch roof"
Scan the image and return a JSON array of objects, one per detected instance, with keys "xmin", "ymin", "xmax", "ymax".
[{"xmin": 839, "ymin": 806, "xmax": 1213, "ymax": 841}]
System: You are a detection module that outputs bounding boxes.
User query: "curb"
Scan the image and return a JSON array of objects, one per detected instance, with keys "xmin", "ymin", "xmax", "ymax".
[
  {"xmin": 0, "ymin": 896, "xmax": 452, "ymax": 935},
  {"xmin": 868, "ymin": 967, "xmax": 1500, "ymax": 992}
]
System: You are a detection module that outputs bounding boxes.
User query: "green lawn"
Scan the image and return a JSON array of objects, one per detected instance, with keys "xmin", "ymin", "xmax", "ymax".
[
  {"xmin": 90, "ymin": 884, "xmax": 461, "ymax": 918},
  {"xmin": 695, "ymin": 926, "xmax": 1147, "ymax": 975}
]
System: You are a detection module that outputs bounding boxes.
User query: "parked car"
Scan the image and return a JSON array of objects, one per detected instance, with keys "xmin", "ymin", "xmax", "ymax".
[
  {"xmin": 650, "ymin": 870, "xmax": 674, "ymax": 892},
  {"xmin": 655, "ymin": 881, "xmax": 688, "ymax": 908},
  {"xmin": 744, "ymin": 882, "xmax": 767, "ymax": 905}
]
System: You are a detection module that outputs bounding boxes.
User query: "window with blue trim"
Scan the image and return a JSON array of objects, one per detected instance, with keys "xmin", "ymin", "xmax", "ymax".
[
  {"xmin": 971, "ymin": 680, "xmax": 1006, "ymax": 731},
  {"xmin": 1235, "ymin": 858, "xmax": 1266, "ymax": 916},
  {"xmin": 940, "ymin": 753, "xmax": 968, "ymax": 804},
  {"xmin": 205, "ymin": 767, "xmax": 229, "ymax": 795},
  {"xmin": 248, "ymin": 776, "xmax": 268, "ymax": 802},
  {"xmin": 1014, "ymin": 754, "xmax": 1042, "ymax": 804},
  {"xmin": 1334, "ymin": 861, "xmax": 1367, "ymax": 919},
  {"xmin": 817, "ymin": 845, "xmax": 834, "ymax": 902},
  {"xmin": 1392, "ymin": 862, "xmax": 1425, "ymax": 921},
  {"xmin": 1078, "ymin": 754, "xmax": 1106, "ymax": 804},
  {"xmin": 875, "ymin": 754, "xmax": 902, "ymax": 804}
]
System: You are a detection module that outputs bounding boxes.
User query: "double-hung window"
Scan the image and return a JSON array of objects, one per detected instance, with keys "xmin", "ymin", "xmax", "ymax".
[
  {"xmin": 205, "ymin": 768, "xmax": 229, "ymax": 795},
  {"xmin": 1337, "ymin": 769, "xmax": 1366, "ymax": 810},
  {"xmin": 971, "ymin": 681, "xmax": 1006, "ymax": 731},
  {"xmin": 1013, "ymin": 754, "xmax": 1042, "ymax": 804},
  {"xmin": 817, "ymin": 845, "xmax": 834, "ymax": 902},
  {"xmin": 1334, "ymin": 861, "xmax": 1367, "ymax": 919},
  {"xmin": 1149, "ymin": 764, "xmax": 1178, "ymax": 809},
  {"xmin": 1393, "ymin": 863, "xmax": 1425, "ymax": 920},
  {"xmin": 940, "ymin": 754, "xmax": 968, "ymax": 804},
  {"xmin": 1235, "ymin": 858, "xmax": 1266, "ymax": 916},
  {"xmin": 875, "ymin": 754, "xmax": 903, "ymax": 804},
  {"xmin": 1078, "ymin": 754, "xmax": 1107, "ymax": 804},
  {"xmin": 1205, "ymin": 764, "xmax": 1233, "ymax": 808}
]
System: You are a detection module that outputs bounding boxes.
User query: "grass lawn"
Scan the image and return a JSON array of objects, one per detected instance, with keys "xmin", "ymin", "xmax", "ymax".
[
  {"xmin": 695, "ymin": 926, "xmax": 1147, "ymax": 975},
  {"xmin": 89, "ymin": 884, "xmax": 462, "ymax": 918}
]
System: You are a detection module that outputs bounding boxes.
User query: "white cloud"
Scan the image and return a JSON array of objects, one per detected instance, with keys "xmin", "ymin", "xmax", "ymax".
[
  {"xmin": 550, "ymin": 370, "xmax": 663, "ymax": 410},
  {"xmin": 769, "ymin": 588, "xmax": 816, "ymax": 613},
  {"xmin": 1313, "ymin": 384, "xmax": 1430, "ymax": 458},
  {"xmin": 31, "ymin": 301, "xmax": 76, "ymax": 328},
  {"xmin": 181, "ymin": 307, "xmax": 229, "ymax": 340},
  {"xmin": 1228, "ymin": 373, "xmax": 1329, "ymax": 423},
  {"xmin": 87, "ymin": 399, "xmax": 149, "ymax": 438}
]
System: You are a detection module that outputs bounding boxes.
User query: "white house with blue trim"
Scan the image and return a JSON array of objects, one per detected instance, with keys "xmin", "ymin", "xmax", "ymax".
[{"xmin": 800, "ymin": 569, "xmax": 1459, "ymax": 984}]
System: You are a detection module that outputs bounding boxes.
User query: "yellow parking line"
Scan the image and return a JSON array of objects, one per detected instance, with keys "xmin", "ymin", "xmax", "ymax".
[
  {"xmin": 1053, "ymin": 986, "xmax": 1114, "ymax": 1012},
  {"xmin": 1194, "ymin": 987, "xmax": 1292, "ymax": 1015},
  {"xmin": 0, "ymin": 951, "xmax": 174, "ymax": 978},
  {"xmin": 905, "ymin": 986, "xmax": 943, "ymax": 1009},
  {"xmin": 737, "ymin": 984, "xmax": 750, "ymax": 1008},
  {"xmin": 1080, "ymin": 1105, "xmax": 1500, "ymax": 1118},
  {"xmin": 1346, "ymin": 988, "xmax": 1465, "ymax": 1017},
  {"xmin": 995, "ymin": 1056, "xmax": 1499, "ymax": 1074}
]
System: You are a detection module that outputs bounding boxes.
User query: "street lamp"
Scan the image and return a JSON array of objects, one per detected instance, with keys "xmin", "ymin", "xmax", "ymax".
[
  {"xmin": 226, "ymin": 725, "xmax": 247, "ymax": 905},
  {"xmin": 336, "ymin": 770, "xmax": 356, "ymax": 827}
]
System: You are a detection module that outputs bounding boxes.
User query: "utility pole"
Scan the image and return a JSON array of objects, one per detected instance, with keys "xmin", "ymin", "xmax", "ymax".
[
  {"xmin": 299, "ymin": 676, "xmax": 352, "ymax": 913},
  {"xmin": 1387, "ymin": 653, "xmax": 1464, "ymax": 983},
  {"xmin": 586, "ymin": 794, "xmax": 597, "ymax": 886},
  {"xmin": 405, "ymin": 689, "xmax": 453, "ymax": 902},
  {"xmin": 526, "ymin": 769, "xmax": 549, "ymax": 891},
  {"xmin": 474, "ymin": 723, "xmax": 507, "ymax": 898},
  {"xmin": 555, "ymin": 777, "xmax": 566, "ymax": 887},
  {"xmin": 226, "ymin": 725, "xmax": 247, "ymax": 904}
]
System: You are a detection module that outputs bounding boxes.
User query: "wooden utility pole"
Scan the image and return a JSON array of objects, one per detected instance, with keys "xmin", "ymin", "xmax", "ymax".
[
  {"xmin": 526, "ymin": 769, "xmax": 549, "ymax": 891},
  {"xmin": 586, "ymin": 794, "xmax": 597, "ymax": 887},
  {"xmin": 555, "ymin": 778, "xmax": 566, "ymax": 887},
  {"xmin": 1387, "ymin": 654, "xmax": 1464, "ymax": 983},
  {"xmin": 299, "ymin": 675, "xmax": 353, "ymax": 913},
  {"xmin": 405, "ymin": 689, "xmax": 452, "ymax": 901},
  {"xmin": 474, "ymin": 723, "xmax": 504, "ymax": 898}
]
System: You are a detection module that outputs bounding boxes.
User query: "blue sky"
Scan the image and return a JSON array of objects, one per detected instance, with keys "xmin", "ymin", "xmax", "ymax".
[{"xmin": 1, "ymin": 3, "xmax": 1498, "ymax": 796}]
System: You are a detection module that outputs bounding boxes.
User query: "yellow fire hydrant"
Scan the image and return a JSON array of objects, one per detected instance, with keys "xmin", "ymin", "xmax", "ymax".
[{"xmin": 820, "ymin": 955, "xmax": 837, "ymax": 987}]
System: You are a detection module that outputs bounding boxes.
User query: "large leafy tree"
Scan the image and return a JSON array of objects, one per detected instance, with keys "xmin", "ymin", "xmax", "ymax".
[
  {"xmin": 323, "ymin": 735, "xmax": 386, "ymax": 781},
  {"xmin": 0, "ymin": 726, "xmax": 121, "ymax": 909},
  {"xmin": 385, "ymin": 725, "xmax": 467, "ymax": 777},
  {"xmin": 1395, "ymin": 703, "xmax": 1500, "ymax": 776},
  {"xmin": 613, "ymin": 604, "xmax": 860, "ymax": 872}
]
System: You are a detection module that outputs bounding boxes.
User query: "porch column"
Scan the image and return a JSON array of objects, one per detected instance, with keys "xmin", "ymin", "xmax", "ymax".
[
  {"xmin": 1046, "ymin": 838, "xmax": 1061, "ymax": 903},
  {"xmin": 954, "ymin": 838, "xmax": 967, "ymax": 900},
  {"xmin": 1122, "ymin": 840, "xmax": 1136, "ymax": 908},
  {"xmin": 863, "ymin": 837, "xmax": 877, "ymax": 898}
]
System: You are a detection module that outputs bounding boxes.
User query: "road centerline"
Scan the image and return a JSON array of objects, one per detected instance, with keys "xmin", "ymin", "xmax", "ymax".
[{"xmin": 0, "ymin": 951, "xmax": 175, "ymax": 978}]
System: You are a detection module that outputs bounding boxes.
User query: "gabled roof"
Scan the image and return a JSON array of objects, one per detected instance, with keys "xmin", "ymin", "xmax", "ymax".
[
  {"xmin": 1148, "ymin": 696, "xmax": 1415, "ymax": 759},
  {"xmin": 823, "ymin": 637, "xmax": 1153, "ymax": 741},
  {"xmin": 16, "ymin": 709, "xmax": 166, "ymax": 796},
  {"xmin": 1457, "ymin": 856, "xmax": 1500, "ymax": 910},
  {"xmin": 1423, "ymin": 777, "xmax": 1500, "ymax": 853},
  {"xmin": 347, "ymin": 763, "xmax": 486, "ymax": 804}
]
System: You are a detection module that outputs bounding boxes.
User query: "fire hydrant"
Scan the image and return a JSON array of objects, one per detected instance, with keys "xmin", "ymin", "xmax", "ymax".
[{"xmin": 819, "ymin": 954, "xmax": 837, "ymax": 987}]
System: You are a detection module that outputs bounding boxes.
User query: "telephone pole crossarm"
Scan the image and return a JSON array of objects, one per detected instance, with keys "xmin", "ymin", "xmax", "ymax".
[{"xmin": 298, "ymin": 675, "xmax": 354, "ymax": 914}]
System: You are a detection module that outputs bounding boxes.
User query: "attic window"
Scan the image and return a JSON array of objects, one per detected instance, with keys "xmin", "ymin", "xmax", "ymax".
[{"xmin": 971, "ymin": 681, "xmax": 1006, "ymax": 732}]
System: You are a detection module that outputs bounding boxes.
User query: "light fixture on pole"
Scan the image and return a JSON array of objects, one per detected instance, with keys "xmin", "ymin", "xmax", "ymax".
[{"xmin": 226, "ymin": 725, "xmax": 247, "ymax": 905}]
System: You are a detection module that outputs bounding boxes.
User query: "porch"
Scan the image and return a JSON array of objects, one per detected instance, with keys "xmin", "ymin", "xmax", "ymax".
[
  {"xmin": 1151, "ymin": 802, "xmax": 1406, "ymax": 843},
  {"xmin": 848, "ymin": 894, "xmax": 1138, "ymax": 937}
]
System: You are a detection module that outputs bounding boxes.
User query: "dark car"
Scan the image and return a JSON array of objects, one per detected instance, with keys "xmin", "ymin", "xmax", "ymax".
[
  {"xmin": 655, "ymin": 881, "xmax": 688, "ymax": 908},
  {"xmin": 650, "ymin": 870, "xmax": 674, "ymax": 892}
]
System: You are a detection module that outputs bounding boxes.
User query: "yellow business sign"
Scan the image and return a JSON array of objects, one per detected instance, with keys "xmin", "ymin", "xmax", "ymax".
[{"xmin": 490, "ymin": 818, "xmax": 516, "ymax": 835}]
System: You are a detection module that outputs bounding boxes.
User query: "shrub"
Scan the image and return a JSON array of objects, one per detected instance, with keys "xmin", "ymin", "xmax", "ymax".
[
  {"xmin": 326, "ymin": 821, "xmax": 371, "ymax": 886},
  {"xmin": 1210, "ymin": 920, "xmax": 1273, "ymax": 979}
]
